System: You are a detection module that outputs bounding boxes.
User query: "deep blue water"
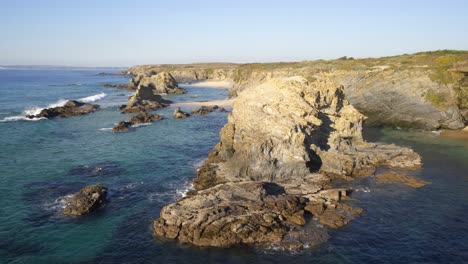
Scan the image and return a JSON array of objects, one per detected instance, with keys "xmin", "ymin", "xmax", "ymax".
[{"xmin": 0, "ymin": 69, "xmax": 466, "ymax": 264}]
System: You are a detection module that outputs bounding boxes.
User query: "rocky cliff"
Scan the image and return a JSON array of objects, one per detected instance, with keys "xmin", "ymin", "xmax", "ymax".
[
  {"xmin": 125, "ymin": 51, "xmax": 468, "ymax": 130},
  {"xmin": 153, "ymin": 75, "xmax": 422, "ymax": 249},
  {"xmin": 130, "ymin": 72, "xmax": 187, "ymax": 94}
]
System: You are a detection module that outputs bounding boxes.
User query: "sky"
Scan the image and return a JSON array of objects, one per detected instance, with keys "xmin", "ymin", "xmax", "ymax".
[{"xmin": 1, "ymin": 0, "xmax": 467, "ymax": 67}]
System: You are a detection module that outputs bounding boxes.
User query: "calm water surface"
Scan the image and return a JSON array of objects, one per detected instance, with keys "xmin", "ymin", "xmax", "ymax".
[{"xmin": 0, "ymin": 69, "xmax": 466, "ymax": 263}]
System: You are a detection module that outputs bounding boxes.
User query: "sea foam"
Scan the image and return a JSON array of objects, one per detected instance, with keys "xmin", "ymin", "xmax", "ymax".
[{"xmin": 78, "ymin": 92, "xmax": 106, "ymax": 103}]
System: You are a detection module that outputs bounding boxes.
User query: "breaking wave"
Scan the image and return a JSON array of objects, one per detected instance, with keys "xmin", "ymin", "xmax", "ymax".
[{"xmin": 78, "ymin": 92, "xmax": 106, "ymax": 103}]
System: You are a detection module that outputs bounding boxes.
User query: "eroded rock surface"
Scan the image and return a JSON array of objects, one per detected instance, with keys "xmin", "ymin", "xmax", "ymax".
[
  {"xmin": 191, "ymin": 105, "xmax": 228, "ymax": 115},
  {"xmin": 130, "ymin": 72, "xmax": 187, "ymax": 94},
  {"xmin": 113, "ymin": 112, "xmax": 163, "ymax": 132},
  {"xmin": 121, "ymin": 80, "xmax": 171, "ymax": 113},
  {"xmin": 376, "ymin": 171, "xmax": 430, "ymax": 188},
  {"xmin": 173, "ymin": 107, "xmax": 190, "ymax": 119},
  {"xmin": 27, "ymin": 100, "xmax": 99, "ymax": 119},
  {"xmin": 63, "ymin": 184, "xmax": 107, "ymax": 216},
  {"xmin": 154, "ymin": 76, "xmax": 423, "ymax": 249}
]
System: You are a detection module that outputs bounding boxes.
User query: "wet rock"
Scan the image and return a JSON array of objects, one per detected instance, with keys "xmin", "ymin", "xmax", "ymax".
[
  {"xmin": 129, "ymin": 111, "xmax": 163, "ymax": 124},
  {"xmin": 112, "ymin": 121, "xmax": 133, "ymax": 132},
  {"xmin": 376, "ymin": 172, "xmax": 430, "ymax": 188},
  {"xmin": 191, "ymin": 105, "xmax": 219, "ymax": 115},
  {"xmin": 26, "ymin": 100, "xmax": 99, "ymax": 119},
  {"xmin": 63, "ymin": 184, "xmax": 107, "ymax": 216},
  {"xmin": 173, "ymin": 107, "xmax": 190, "ymax": 119},
  {"xmin": 318, "ymin": 203, "xmax": 363, "ymax": 229},
  {"xmin": 154, "ymin": 182, "xmax": 329, "ymax": 248},
  {"xmin": 101, "ymin": 83, "xmax": 133, "ymax": 89}
]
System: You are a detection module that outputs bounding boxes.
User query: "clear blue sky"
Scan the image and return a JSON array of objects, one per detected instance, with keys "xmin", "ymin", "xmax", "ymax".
[{"xmin": 1, "ymin": 0, "xmax": 467, "ymax": 66}]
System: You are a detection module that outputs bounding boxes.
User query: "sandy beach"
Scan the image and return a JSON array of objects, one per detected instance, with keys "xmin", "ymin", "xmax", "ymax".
[
  {"xmin": 181, "ymin": 80, "xmax": 233, "ymax": 89},
  {"xmin": 172, "ymin": 98, "xmax": 234, "ymax": 107}
]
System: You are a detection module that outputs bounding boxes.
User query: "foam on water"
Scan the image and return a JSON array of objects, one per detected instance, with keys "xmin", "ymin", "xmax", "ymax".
[
  {"xmin": 78, "ymin": 92, "xmax": 107, "ymax": 103},
  {"xmin": 0, "ymin": 99, "xmax": 67, "ymax": 122},
  {"xmin": 131, "ymin": 123, "xmax": 151, "ymax": 128},
  {"xmin": 43, "ymin": 194, "xmax": 73, "ymax": 213}
]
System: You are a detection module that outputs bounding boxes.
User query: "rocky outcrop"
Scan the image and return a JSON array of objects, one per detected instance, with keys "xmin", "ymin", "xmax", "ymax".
[
  {"xmin": 121, "ymin": 80, "xmax": 171, "ymax": 113},
  {"xmin": 154, "ymin": 76, "xmax": 422, "ymax": 249},
  {"xmin": 63, "ymin": 184, "xmax": 107, "ymax": 216},
  {"xmin": 376, "ymin": 172, "xmax": 430, "ymax": 188},
  {"xmin": 26, "ymin": 100, "xmax": 99, "ymax": 119},
  {"xmin": 113, "ymin": 112, "xmax": 163, "ymax": 132},
  {"xmin": 130, "ymin": 72, "xmax": 187, "ymax": 94},
  {"xmin": 173, "ymin": 107, "xmax": 190, "ymax": 119},
  {"xmin": 112, "ymin": 121, "xmax": 133, "ymax": 132},
  {"xmin": 191, "ymin": 105, "xmax": 228, "ymax": 115}
]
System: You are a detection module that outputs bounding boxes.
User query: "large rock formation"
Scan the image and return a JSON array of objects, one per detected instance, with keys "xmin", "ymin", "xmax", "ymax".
[
  {"xmin": 26, "ymin": 100, "xmax": 99, "ymax": 119},
  {"xmin": 130, "ymin": 72, "xmax": 187, "ymax": 94},
  {"xmin": 121, "ymin": 81, "xmax": 171, "ymax": 113},
  {"xmin": 113, "ymin": 112, "xmax": 163, "ymax": 132},
  {"xmin": 63, "ymin": 184, "xmax": 107, "ymax": 216},
  {"xmin": 154, "ymin": 76, "xmax": 422, "ymax": 249}
]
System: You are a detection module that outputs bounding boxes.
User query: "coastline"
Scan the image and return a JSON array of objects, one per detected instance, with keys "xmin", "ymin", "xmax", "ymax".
[{"xmin": 181, "ymin": 80, "xmax": 233, "ymax": 89}]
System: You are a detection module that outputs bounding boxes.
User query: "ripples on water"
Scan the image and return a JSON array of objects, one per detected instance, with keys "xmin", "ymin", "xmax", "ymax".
[{"xmin": 0, "ymin": 70, "xmax": 467, "ymax": 263}]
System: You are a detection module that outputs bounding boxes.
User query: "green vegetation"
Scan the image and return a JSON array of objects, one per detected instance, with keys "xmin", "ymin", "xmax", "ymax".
[{"xmin": 424, "ymin": 91, "xmax": 446, "ymax": 108}]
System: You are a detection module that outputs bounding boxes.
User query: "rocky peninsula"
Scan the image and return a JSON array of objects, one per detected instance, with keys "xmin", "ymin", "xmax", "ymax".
[{"xmin": 153, "ymin": 75, "xmax": 422, "ymax": 249}]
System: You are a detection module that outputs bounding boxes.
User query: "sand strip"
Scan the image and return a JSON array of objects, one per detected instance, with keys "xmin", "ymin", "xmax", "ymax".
[
  {"xmin": 181, "ymin": 80, "xmax": 233, "ymax": 89},
  {"xmin": 172, "ymin": 99, "xmax": 234, "ymax": 107}
]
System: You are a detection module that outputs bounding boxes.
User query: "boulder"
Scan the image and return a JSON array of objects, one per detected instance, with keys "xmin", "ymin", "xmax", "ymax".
[
  {"xmin": 63, "ymin": 184, "xmax": 107, "ymax": 216},
  {"xmin": 173, "ymin": 107, "xmax": 190, "ymax": 119},
  {"xmin": 27, "ymin": 100, "xmax": 99, "ymax": 119}
]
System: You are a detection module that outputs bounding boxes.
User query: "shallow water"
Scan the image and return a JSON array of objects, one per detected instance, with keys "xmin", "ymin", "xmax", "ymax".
[{"xmin": 0, "ymin": 70, "xmax": 466, "ymax": 263}]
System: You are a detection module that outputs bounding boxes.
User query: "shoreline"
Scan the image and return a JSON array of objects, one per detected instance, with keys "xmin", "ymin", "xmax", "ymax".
[
  {"xmin": 181, "ymin": 80, "xmax": 233, "ymax": 89},
  {"xmin": 172, "ymin": 98, "xmax": 234, "ymax": 107}
]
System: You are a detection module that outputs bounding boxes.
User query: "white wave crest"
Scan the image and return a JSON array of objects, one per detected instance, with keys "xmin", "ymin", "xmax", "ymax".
[
  {"xmin": 43, "ymin": 194, "xmax": 73, "ymax": 212},
  {"xmin": 131, "ymin": 122, "xmax": 151, "ymax": 128},
  {"xmin": 78, "ymin": 93, "xmax": 106, "ymax": 103},
  {"xmin": 0, "ymin": 116, "xmax": 46, "ymax": 123},
  {"xmin": 99, "ymin": 127, "xmax": 113, "ymax": 131},
  {"xmin": 0, "ymin": 99, "xmax": 67, "ymax": 123}
]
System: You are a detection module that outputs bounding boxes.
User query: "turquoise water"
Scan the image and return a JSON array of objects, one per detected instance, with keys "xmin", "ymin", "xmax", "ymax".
[{"xmin": 0, "ymin": 69, "xmax": 467, "ymax": 263}]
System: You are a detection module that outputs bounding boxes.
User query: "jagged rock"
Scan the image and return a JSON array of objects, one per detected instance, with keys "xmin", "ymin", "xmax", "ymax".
[
  {"xmin": 131, "ymin": 72, "xmax": 187, "ymax": 94},
  {"xmin": 154, "ymin": 182, "xmax": 329, "ymax": 249},
  {"xmin": 376, "ymin": 171, "xmax": 430, "ymax": 188},
  {"xmin": 63, "ymin": 184, "xmax": 107, "ymax": 216},
  {"xmin": 121, "ymin": 79, "xmax": 171, "ymax": 113},
  {"xmin": 26, "ymin": 100, "xmax": 99, "ymax": 119},
  {"xmin": 112, "ymin": 121, "xmax": 133, "ymax": 132},
  {"xmin": 129, "ymin": 111, "xmax": 163, "ymax": 124},
  {"xmin": 173, "ymin": 107, "xmax": 190, "ymax": 119},
  {"xmin": 154, "ymin": 76, "xmax": 423, "ymax": 249},
  {"xmin": 191, "ymin": 105, "xmax": 219, "ymax": 115},
  {"xmin": 198, "ymin": 76, "xmax": 421, "ymax": 187}
]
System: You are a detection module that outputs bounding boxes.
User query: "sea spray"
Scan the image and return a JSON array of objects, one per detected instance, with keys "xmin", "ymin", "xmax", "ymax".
[{"xmin": 78, "ymin": 92, "xmax": 106, "ymax": 103}]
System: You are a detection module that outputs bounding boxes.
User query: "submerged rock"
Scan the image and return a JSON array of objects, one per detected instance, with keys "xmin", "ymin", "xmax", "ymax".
[
  {"xmin": 173, "ymin": 107, "xmax": 190, "ymax": 119},
  {"xmin": 112, "ymin": 121, "xmax": 133, "ymax": 132},
  {"xmin": 63, "ymin": 184, "xmax": 107, "ymax": 216},
  {"xmin": 101, "ymin": 83, "xmax": 133, "ymax": 89},
  {"xmin": 376, "ymin": 171, "xmax": 430, "ymax": 188},
  {"xmin": 26, "ymin": 100, "xmax": 99, "ymax": 119},
  {"xmin": 68, "ymin": 162, "xmax": 126, "ymax": 177}
]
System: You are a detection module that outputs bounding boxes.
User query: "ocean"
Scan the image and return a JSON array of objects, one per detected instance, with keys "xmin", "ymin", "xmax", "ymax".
[{"xmin": 0, "ymin": 69, "xmax": 466, "ymax": 263}]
